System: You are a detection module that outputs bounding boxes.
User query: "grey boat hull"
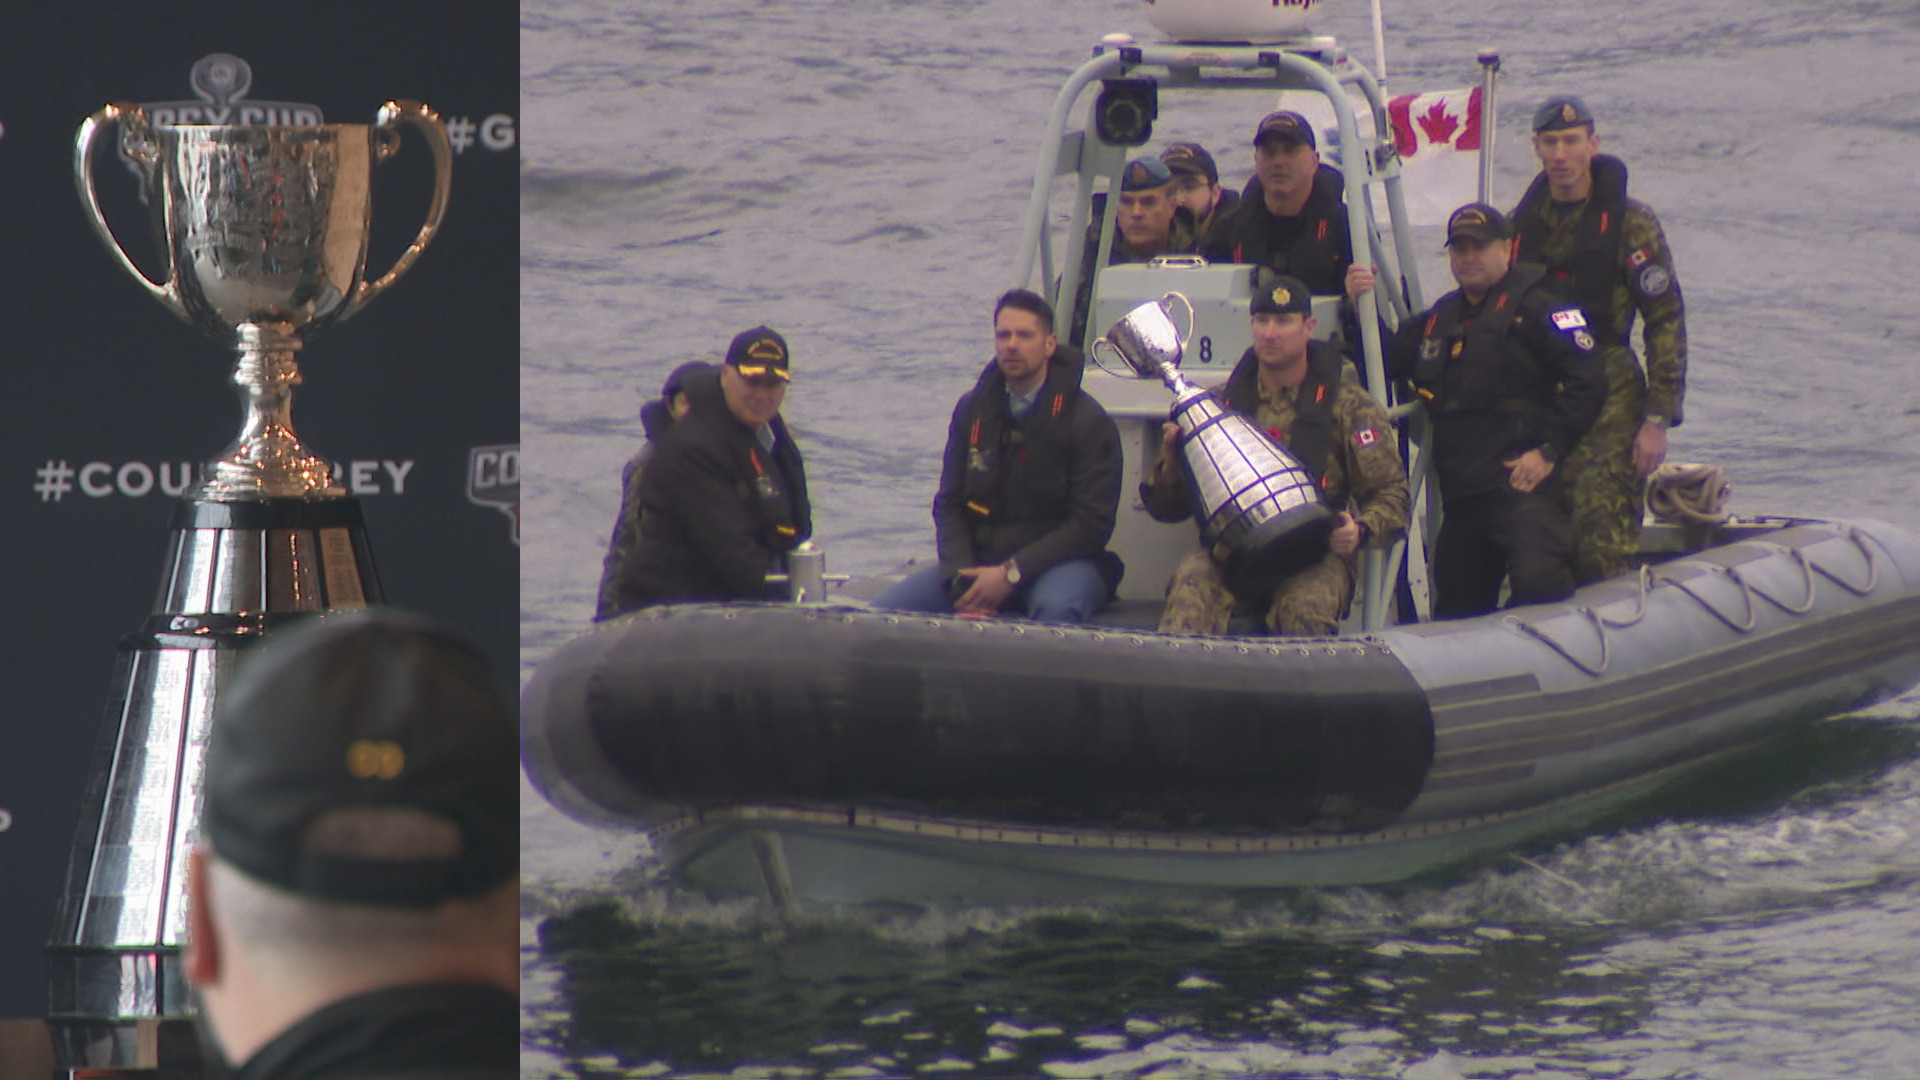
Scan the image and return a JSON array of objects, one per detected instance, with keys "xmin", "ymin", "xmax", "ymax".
[{"xmin": 522, "ymin": 518, "xmax": 1920, "ymax": 903}]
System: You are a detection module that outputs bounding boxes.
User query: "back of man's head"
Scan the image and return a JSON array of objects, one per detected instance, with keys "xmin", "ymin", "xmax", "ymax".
[{"xmin": 190, "ymin": 609, "xmax": 518, "ymax": 1056}]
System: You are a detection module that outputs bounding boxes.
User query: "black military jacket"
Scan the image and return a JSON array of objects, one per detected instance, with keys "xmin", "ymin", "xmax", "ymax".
[
  {"xmin": 625, "ymin": 366, "xmax": 811, "ymax": 606},
  {"xmin": 1388, "ymin": 263, "xmax": 1607, "ymax": 503},
  {"xmin": 932, "ymin": 345, "xmax": 1123, "ymax": 587}
]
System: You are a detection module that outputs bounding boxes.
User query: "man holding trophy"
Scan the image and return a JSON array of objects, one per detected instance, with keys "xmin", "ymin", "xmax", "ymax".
[{"xmin": 1145, "ymin": 277, "xmax": 1410, "ymax": 636}]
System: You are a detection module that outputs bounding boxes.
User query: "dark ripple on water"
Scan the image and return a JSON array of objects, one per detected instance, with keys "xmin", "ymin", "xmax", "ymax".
[{"xmin": 520, "ymin": 165, "xmax": 689, "ymax": 207}]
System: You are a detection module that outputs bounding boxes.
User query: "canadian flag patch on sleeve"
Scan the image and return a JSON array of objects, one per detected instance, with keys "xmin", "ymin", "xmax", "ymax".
[
  {"xmin": 1353, "ymin": 427, "xmax": 1381, "ymax": 448},
  {"xmin": 1551, "ymin": 308, "xmax": 1587, "ymax": 330}
]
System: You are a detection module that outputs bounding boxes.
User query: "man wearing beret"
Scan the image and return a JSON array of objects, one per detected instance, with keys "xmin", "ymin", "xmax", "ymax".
[
  {"xmin": 874, "ymin": 289, "xmax": 1123, "ymax": 623},
  {"xmin": 1146, "ymin": 275, "xmax": 1409, "ymax": 636},
  {"xmin": 1068, "ymin": 155, "xmax": 1198, "ymax": 345},
  {"xmin": 1509, "ymin": 95, "xmax": 1688, "ymax": 584},
  {"xmin": 1387, "ymin": 204, "xmax": 1609, "ymax": 618},
  {"xmin": 1160, "ymin": 141, "xmax": 1239, "ymax": 251},
  {"xmin": 185, "ymin": 611, "xmax": 516, "ymax": 1078},
  {"xmin": 595, "ymin": 358, "xmax": 710, "ymax": 619},
  {"xmin": 618, "ymin": 326, "xmax": 812, "ymax": 608}
]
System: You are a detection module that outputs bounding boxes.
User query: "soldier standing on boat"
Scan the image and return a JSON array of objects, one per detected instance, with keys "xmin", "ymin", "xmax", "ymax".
[
  {"xmin": 873, "ymin": 290, "xmax": 1124, "ymax": 623},
  {"xmin": 1148, "ymin": 276, "xmax": 1410, "ymax": 636},
  {"xmin": 594, "ymin": 359, "xmax": 710, "ymax": 620},
  {"xmin": 1387, "ymin": 205, "xmax": 1608, "ymax": 618},
  {"xmin": 1068, "ymin": 156, "xmax": 1198, "ymax": 345},
  {"xmin": 613, "ymin": 327, "xmax": 811, "ymax": 611},
  {"xmin": 1160, "ymin": 141, "xmax": 1238, "ymax": 251},
  {"xmin": 1509, "ymin": 95, "xmax": 1688, "ymax": 584}
]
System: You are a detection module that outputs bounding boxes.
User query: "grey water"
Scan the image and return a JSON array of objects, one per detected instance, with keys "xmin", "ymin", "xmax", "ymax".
[{"xmin": 520, "ymin": 0, "xmax": 1920, "ymax": 1076}]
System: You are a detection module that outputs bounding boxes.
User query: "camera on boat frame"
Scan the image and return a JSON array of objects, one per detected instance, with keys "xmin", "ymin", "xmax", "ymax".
[{"xmin": 1093, "ymin": 77, "xmax": 1157, "ymax": 146}]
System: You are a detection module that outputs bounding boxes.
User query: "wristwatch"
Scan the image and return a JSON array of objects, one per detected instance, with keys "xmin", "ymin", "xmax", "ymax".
[{"xmin": 1003, "ymin": 559, "xmax": 1022, "ymax": 585}]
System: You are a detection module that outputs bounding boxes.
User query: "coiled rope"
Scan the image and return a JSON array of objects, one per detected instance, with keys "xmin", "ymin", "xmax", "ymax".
[{"xmin": 1645, "ymin": 462, "xmax": 1732, "ymax": 525}]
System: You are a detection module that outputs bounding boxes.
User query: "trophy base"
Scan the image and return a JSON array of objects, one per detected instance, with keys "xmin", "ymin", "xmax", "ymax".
[
  {"xmin": 1221, "ymin": 501, "xmax": 1336, "ymax": 601},
  {"xmin": 47, "ymin": 497, "xmax": 384, "ymax": 1075},
  {"xmin": 43, "ymin": 1017, "xmax": 205, "ymax": 1079}
]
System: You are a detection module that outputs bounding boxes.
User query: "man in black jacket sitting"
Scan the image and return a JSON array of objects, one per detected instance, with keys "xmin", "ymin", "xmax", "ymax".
[
  {"xmin": 873, "ymin": 289, "xmax": 1123, "ymax": 623},
  {"xmin": 614, "ymin": 326, "xmax": 811, "ymax": 610},
  {"xmin": 594, "ymin": 358, "xmax": 710, "ymax": 619}
]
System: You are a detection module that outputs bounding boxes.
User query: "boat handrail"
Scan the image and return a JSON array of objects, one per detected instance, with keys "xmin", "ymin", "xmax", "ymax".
[
  {"xmin": 1008, "ymin": 37, "xmax": 1434, "ymax": 630},
  {"xmin": 1009, "ymin": 39, "xmax": 1425, "ymax": 400}
]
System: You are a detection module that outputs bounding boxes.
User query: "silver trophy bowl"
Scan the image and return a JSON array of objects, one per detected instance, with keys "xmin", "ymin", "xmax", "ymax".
[
  {"xmin": 75, "ymin": 100, "xmax": 452, "ymax": 500},
  {"xmin": 1092, "ymin": 292, "xmax": 1332, "ymax": 595}
]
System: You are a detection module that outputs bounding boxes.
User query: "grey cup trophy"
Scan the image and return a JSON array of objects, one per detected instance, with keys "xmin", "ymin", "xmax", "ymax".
[
  {"xmin": 48, "ymin": 102, "xmax": 452, "ymax": 1074},
  {"xmin": 75, "ymin": 99, "xmax": 452, "ymax": 499},
  {"xmin": 1092, "ymin": 292, "xmax": 1332, "ymax": 597}
]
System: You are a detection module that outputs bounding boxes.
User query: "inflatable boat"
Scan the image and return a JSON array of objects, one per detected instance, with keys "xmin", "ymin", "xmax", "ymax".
[
  {"xmin": 523, "ymin": 515, "xmax": 1920, "ymax": 903},
  {"xmin": 522, "ymin": 20, "xmax": 1920, "ymax": 903}
]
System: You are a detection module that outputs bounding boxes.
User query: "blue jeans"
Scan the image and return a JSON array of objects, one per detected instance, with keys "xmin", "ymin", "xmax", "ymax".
[{"xmin": 871, "ymin": 559, "xmax": 1111, "ymax": 624}]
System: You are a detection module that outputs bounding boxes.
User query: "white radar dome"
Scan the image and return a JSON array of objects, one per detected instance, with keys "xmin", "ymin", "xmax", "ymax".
[{"xmin": 1145, "ymin": 0, "xmax": 1329, "ymax": 43}]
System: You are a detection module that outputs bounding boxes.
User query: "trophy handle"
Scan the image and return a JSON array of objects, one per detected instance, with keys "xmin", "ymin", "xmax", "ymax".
[
  {"xmin": 73, "ymin": 103, "xmax": 180, "ymax": 316},
  {"xmin": 1088, "ymin": 337, "xmax": 1133, "ymax": 379},
  {"xmin": 1159, "ymin": 291, "xmax": 1196, "ymax": 351},
  {"xmin": 345, "ymin": 99, "xmax": 454, "ymax": 319}
]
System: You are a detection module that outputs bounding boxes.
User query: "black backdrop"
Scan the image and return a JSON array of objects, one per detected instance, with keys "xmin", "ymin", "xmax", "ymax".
[{"xmin": 0, "ymin": 3, "xmax": 518, "ymax": 1018}]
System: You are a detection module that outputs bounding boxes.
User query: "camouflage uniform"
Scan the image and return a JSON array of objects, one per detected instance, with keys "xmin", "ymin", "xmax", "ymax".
[
  {"xmin": 1514, "ymin": 181, "xmax": 1687, "ymax": 583},
  {"xmin": 1148, "ymin": 363, "xmax": 1409, "ymax": 636}
]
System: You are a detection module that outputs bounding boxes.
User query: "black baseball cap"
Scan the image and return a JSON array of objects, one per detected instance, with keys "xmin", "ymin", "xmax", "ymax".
[
  {"xmin": 199, "ymin": 610, "xmax": 517, "ymax": 908},
  {"xmin": 1532, "ymin": 95, "xmax": 1595, "ymax": 133},
  {"xmin": 1160, "ymin": 142, "xmax": 1218, "ymax": 185},
  {"xmin": 1251, "ymin": 274, "xmax": 1313, "ymax": 317},
  {"xmin": 1445, "ymin": 202, "xmax": 1513, "ymax": 246},
  {"xmin": 1253, "ymin": 110, "xmax": 1316, "ymax": 149},
  {"xmin": 1121, "ymin": 156, "xmax": 1175, "ymax": 192},
  {"xmin": 724, "ymin": 326, "xmax": 791, "ymax": 381},
  {"xmin": 660, "ymin": 359, "xmax": 710, "ymax": 399}
]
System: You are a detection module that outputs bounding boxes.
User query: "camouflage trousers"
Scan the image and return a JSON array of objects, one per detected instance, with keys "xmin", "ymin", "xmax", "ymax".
[
  {"xmin": 1158, "ymin": 546, "xmax": 1354, "ymax": 637},
  {"xmin": 1559, "ymin": 345, "xmax": 1648, "ymax": 585}
]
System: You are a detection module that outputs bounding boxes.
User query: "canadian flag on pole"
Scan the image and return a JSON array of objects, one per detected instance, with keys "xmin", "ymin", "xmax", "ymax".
[{"xmin": 1385, "ymin": 86, "xmax": 1482, "ymax": 226}]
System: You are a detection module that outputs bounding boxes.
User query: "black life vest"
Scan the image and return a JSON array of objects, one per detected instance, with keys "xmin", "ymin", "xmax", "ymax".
[
  {"xmin": 959, "ymin": 351, "xmax": 1083, "ymax": 524},
  {"xmin": 1412, "ymin": 262, "xmax": 1552, "ymax": 416},
  {"xmin": 1510, "ymin": 154, "xmax": 1629, "ymax": 348},
  {"xmin": 1220, "ymin": 339, "xmax": 1344, "ymax": 486},
  {"xmin": 744, "ymin": 434, "xmax": 805, "ymax": 551},
  {"xmin": 1223, "ymin": 165, "xmax": 1349, "ymax": 295}
]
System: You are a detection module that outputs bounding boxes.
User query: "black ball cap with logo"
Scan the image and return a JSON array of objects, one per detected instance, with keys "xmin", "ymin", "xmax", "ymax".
[{"xmin": 198, "ymin": 610, "xmax": 518, "ymax": 908}]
